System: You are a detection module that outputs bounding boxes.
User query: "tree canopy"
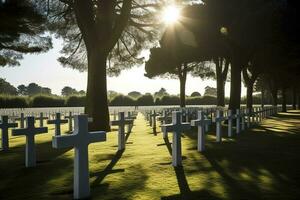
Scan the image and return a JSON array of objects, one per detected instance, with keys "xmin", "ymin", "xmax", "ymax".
[{"xmin": 0, "ymin": 0, "xmax": 52, "ymax": 66}]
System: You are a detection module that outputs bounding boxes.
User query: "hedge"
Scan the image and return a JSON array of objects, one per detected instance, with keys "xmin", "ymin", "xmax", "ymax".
[
  {"xmin": 66, "ymin": 96, "xmax": 86, "ymax": 107},
  {"xmin": 0, "ymin": 93, "xmax": 290, "ymax": 108},
  {"xmin": 30, "ymin": 95, "xmax": 65, "ymax": 107},
  {"xmin": 0, "ymin": 95, "xmax": 28, "ymax": 108},
  {"xmin": 110, "ymin": 95, "xmax": 136, "ymax": 106}
]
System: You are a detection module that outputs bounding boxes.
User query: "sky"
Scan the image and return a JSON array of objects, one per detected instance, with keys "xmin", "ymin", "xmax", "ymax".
[{"xmin": 1, "ymin": 37, "xmax": 247, "ymax": 97}]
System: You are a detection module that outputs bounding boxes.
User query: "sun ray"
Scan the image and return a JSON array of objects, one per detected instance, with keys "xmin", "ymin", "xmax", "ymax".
[{"xmin": 162, "ymin": 5, "xmax": 180, "ymax": 24}]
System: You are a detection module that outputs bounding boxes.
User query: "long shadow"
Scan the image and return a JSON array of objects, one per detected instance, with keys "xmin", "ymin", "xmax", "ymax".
[
  {"xmin": 202, "ymin": 150, "xmax": 259, "ymax": 200},
  {"xmin": 161, "ymin": 165, "xmax": 223, "ymax": 200},
  {"xmin": 164, "ymin": 137, "xmax": 172, "ymax": 156},
  {"xmin": 0, "ymin": 140, "xmax": 74, "ymax": 199},
  {"xmin": 91, "ymin": 149, "xmax": 125, "ymax": 187},
  {"xmin": 174, "ymin": 166, "xmax": 191, "ymax": 196},
  {"xmin": 179, "ymin": 111, "xmax": 300, "ymax": 199},
  {"xmin": 125, "ymin": 128, "xmax": 132, "ymax": 142},
  {"xmin": 0, "ymin": 140, "xmax": 72, "ymax": 165}
]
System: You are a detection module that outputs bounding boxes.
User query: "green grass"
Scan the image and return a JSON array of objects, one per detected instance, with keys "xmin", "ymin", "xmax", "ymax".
[{"xmin": 1, "ymin": 111, "xmax": 300, "ymax": 200}]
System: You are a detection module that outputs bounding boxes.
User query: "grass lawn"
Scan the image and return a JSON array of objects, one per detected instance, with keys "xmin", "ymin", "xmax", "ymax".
[{"xmin": 1, "ymin": 111, "xmax": 300, "ymax": 200}]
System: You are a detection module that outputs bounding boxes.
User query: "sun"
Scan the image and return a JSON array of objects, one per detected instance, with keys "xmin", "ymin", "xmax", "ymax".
[{"xmin": 162, "ymin": 5, "xmax": 180, "ymax": 24}]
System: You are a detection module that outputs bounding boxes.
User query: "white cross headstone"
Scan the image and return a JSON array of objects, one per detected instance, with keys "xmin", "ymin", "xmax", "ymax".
[
  {"xmin": 236, "ymin": 109, "xmax": 241, "ymax": 134},
  {"xmin": 19, "ymin": 113, "xmax": 25, "ymax": 128},
  {"xmin": 12, "ymin": 117, "xmax": 48, "ymax": 167},
  {"xmin": 150, "ymin": 111, "xmax": 160, "ymax": 134},
  {"xmin": 227, "ymin": 110, "xmax": 235, "ymax": 137},
  {"xmin": 110, "ymin": 112, "xmax": 133, "ymax": 150},
  {"xmin": 0, "ymin": 116, "xmax": 18, "ymax": 151},
  {"xmin": 161, "ymin": 111, "xmax": 190, "ymax": 166},
  {"xmin": 191, "ymin": 111, "xmax": 211, "ymax": 152},
  {"xmin": 158, "ymin": 111, "xmax": 171, "ymax": 139},
  {"xmin": 255, "ymin": 107, "xmax": 259, "ymax": 123},
  {"xmin": 64, "ymin": 112, "xmax": 74, "ymax": 132},
  {"xmin": 125, "ymin": 112, "xmax": 135, "ymax": 133},
  {"xmin": 36, "ymin": 112, "xmax": 48, "ymax": 127},
  {"xmin": 241, "ymin": 109, "xmax": 246, "ymax": 131},
  {"xmin": 246, "ymin": 108, "xmax": 251, "ymax": 128},
  {"xmin": 149, "ymin": 111, "xmax": 153, "ymax": 127},
  {"xmin": 52, "ymin": 115, "xmax": 106, "ymax": 199},
  {"xmin": 215, "ymin": 110, "xmax": 225, "ymax": 142},
  {"xmin": 47, "ymin": 113, "xmax": 68, "ymax": 136}
]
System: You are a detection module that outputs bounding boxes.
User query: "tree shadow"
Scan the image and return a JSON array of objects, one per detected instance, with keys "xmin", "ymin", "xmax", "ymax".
[
  {"xmin": 91, "ymin": 149, "xmax": 125, "ymax": 187},
  {"xmin": 161, "ymin": 165, "xmax": 223, "ymax": 200},
  {"xmin": 180, "ymin": 111, "xmax": 300, "ymax": 199},
  {"xmin": 163, "ymin": 137, "xmax": 173, "ymax": 156},
  {"xmin": 0, "ymin": 140, "xmax": 73, "ymax": 199}
]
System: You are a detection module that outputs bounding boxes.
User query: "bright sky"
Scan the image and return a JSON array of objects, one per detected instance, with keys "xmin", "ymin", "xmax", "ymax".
[{"xmin": 0, "ymin": 37, "xmax": 246, "ymax": 97}]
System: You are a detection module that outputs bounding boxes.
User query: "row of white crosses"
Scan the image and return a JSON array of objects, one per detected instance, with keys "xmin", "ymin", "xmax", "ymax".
[
  {"xmin": 161, "ymin": 106, "xmax": 281, "ymax": 167},
  {"xmin": 110, "ymin": 112, "xmax": 133, "ymax": 150},
  {"xmin": 1, "ymin": 110, "xmax": 137, "ymax": 199}
]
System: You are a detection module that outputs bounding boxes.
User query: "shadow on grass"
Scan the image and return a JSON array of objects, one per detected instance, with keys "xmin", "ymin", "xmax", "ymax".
[
  {"xmin": 91, "ymin": 149, "xmax": 125, "ymax": 187},
  {"xmin": 162, "ymin": 165, "xmax": 223, "ymax": 200},
  {"xmin": 0, "ymin": 140, "xmax": 73, "ymax": 199},
  {"xmin": 183, "ymin": 110, "xmax": 300, "ymax": 199}
]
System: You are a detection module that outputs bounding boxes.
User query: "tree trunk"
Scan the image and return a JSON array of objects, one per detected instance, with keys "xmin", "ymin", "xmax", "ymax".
[
  {"xmin": 229, "ymin": 57, "xmax": 242, "ymax": 111},
  {"xmin": 246, "ymin": 81, "xmax": 254, "ymax": 109},
  {"xmin": 85, "ymin": 47, "xmax": 110, "ymax": 131},
  {"xmin": 215, "ymin": 58, "xmax": 228, "ymax": 107},
  {"xmin": 217, "ymin": 78, "xmax": 225, "ymax": 107},
  {"xmin": 261, "ymin": 87, "xmax": 265, "ymax": 108},
  {"xmin": 179, "ymin": 66, "xmax": 187, "ymax": 108},
  {"xmin": 298, "ymin": 94, "xmax": 300, "ymax": 110},
  {"xmin": 282, "ymin": 88, "xmax": 287, "ymax": 112},
  {"xmin": 271, "ymin": 88, "xmax": 278, "ymax": 106},
  {"xmin": 292, "ymin": 87, "xmax": 297, "ymax": 110}
]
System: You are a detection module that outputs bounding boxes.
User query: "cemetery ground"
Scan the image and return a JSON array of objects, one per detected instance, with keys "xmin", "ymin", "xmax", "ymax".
[{"xmin": 1, "ymin": 111, "xmax": 300, "ymax": 200}]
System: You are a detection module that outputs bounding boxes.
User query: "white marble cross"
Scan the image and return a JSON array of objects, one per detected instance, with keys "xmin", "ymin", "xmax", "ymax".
[
  {"xmin": 148, "ymin": 111, "xmax": 153, "ymax": 127},
  {"xmin": 246, "ymin": 108, "xmax": 251, "ymax": 128},
  {"xmin": 191, "ymin": 111, "xmax": 211, "ymax": 152},
  {"xmin": 236, "ymin": 109, "xmax": 241, "ymax": 134},
  {"xmin": 36, "ymin": 112, "xmax": 48, "ymax": 127},
  {"xmin": 47, "ymin": 113, "xmax": 68, "ymax": 136},
  {"xmin": 161, "ymin": 111, "xmax": 191, "ymax": 166},
  {"xmin": 227, "ymin": 110, "xmax": 236, "ymax": 137},
  {"xmin": 182, "ymin": 110, "xmax": 189, "ymax": 122},
  {"xmin": 215, "ymin": 110, "xmax": 226, "ymax": 142},
  {"xmin": 52, "ymin": 115, "xmax": 106, "ymax": 199},
  {"xmin": 240, "ymin": 109, "xmax": 246, "ymax": 131},
  {"xmin": 17, "ymin": 113, "xmax": 25, "ymax": 128},
  {"xmin": 158, "ymin": 111, "xmax": 171, "ymax": 139},
  {"xmin": 150, "ymin": 111, "xmax": 160, "ymax": 134},
  {"xmin": 125, "ymin": 112, "xmax": 135, "ymax": 133},
  {"xmin": 110, "ymin": 112, "xmax": 133, "ymax": 150},
  {"xmin": 12, "ymin": 117, "xmax": 48, "ymax": 167},
  {"xmin": 64, "ymin": 112, "xmax": 74, "ymax": 132},
  {"xmin": 157, "ymin": 110, "xmax": 169, "ymax": 124},
  {"xmin": 0, "ymin": 115, "xmax": 18, "ymax": 151}
]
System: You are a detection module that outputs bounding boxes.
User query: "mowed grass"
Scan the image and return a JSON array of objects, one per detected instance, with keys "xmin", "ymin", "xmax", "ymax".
[{"xmin": 1, "ymin": 111, "xmax": 300, "ymax": 200}]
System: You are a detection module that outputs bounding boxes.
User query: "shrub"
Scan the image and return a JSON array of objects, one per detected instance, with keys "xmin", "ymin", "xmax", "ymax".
[
  {"xmin": 136, "ymin": 94, "xmax": 154, "ymax": 106},
  {"xmin": 66, "ymin": 96, "xmax": 86, "ymax": 107},
  {"xmin": 186, "ymin": 97, "xmax": 202, "ymax": 105},
  {"xmin": 0, "ymin": 95, "xmax": 28, "ymax": 108},
  {"xmin": 158, "ymin": 95, "xmax": 181, "ymax": 105},
  {"xmin": 200, "ymin": 95, "xmax": 217, "ymax": 105},
  {"xmin": 110, "ymin": 95, "xmax": 136, "ymax": 106},
  {"xmin": 190, "ymin": 92, "xmax": 201, "ymax": 97},
  {"xmin": 30, "ymin": 95, "xmax": 65, "ymax": 107}
]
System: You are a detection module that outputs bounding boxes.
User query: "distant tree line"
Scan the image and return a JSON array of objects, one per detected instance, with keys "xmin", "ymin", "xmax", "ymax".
[
  {"xmin": 0, "ymin": 87, "xmax": 294, "ymax": 108},
  {"xmin": 0, "ymin": 78, "xmax": 85, "ymax": 97}
]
